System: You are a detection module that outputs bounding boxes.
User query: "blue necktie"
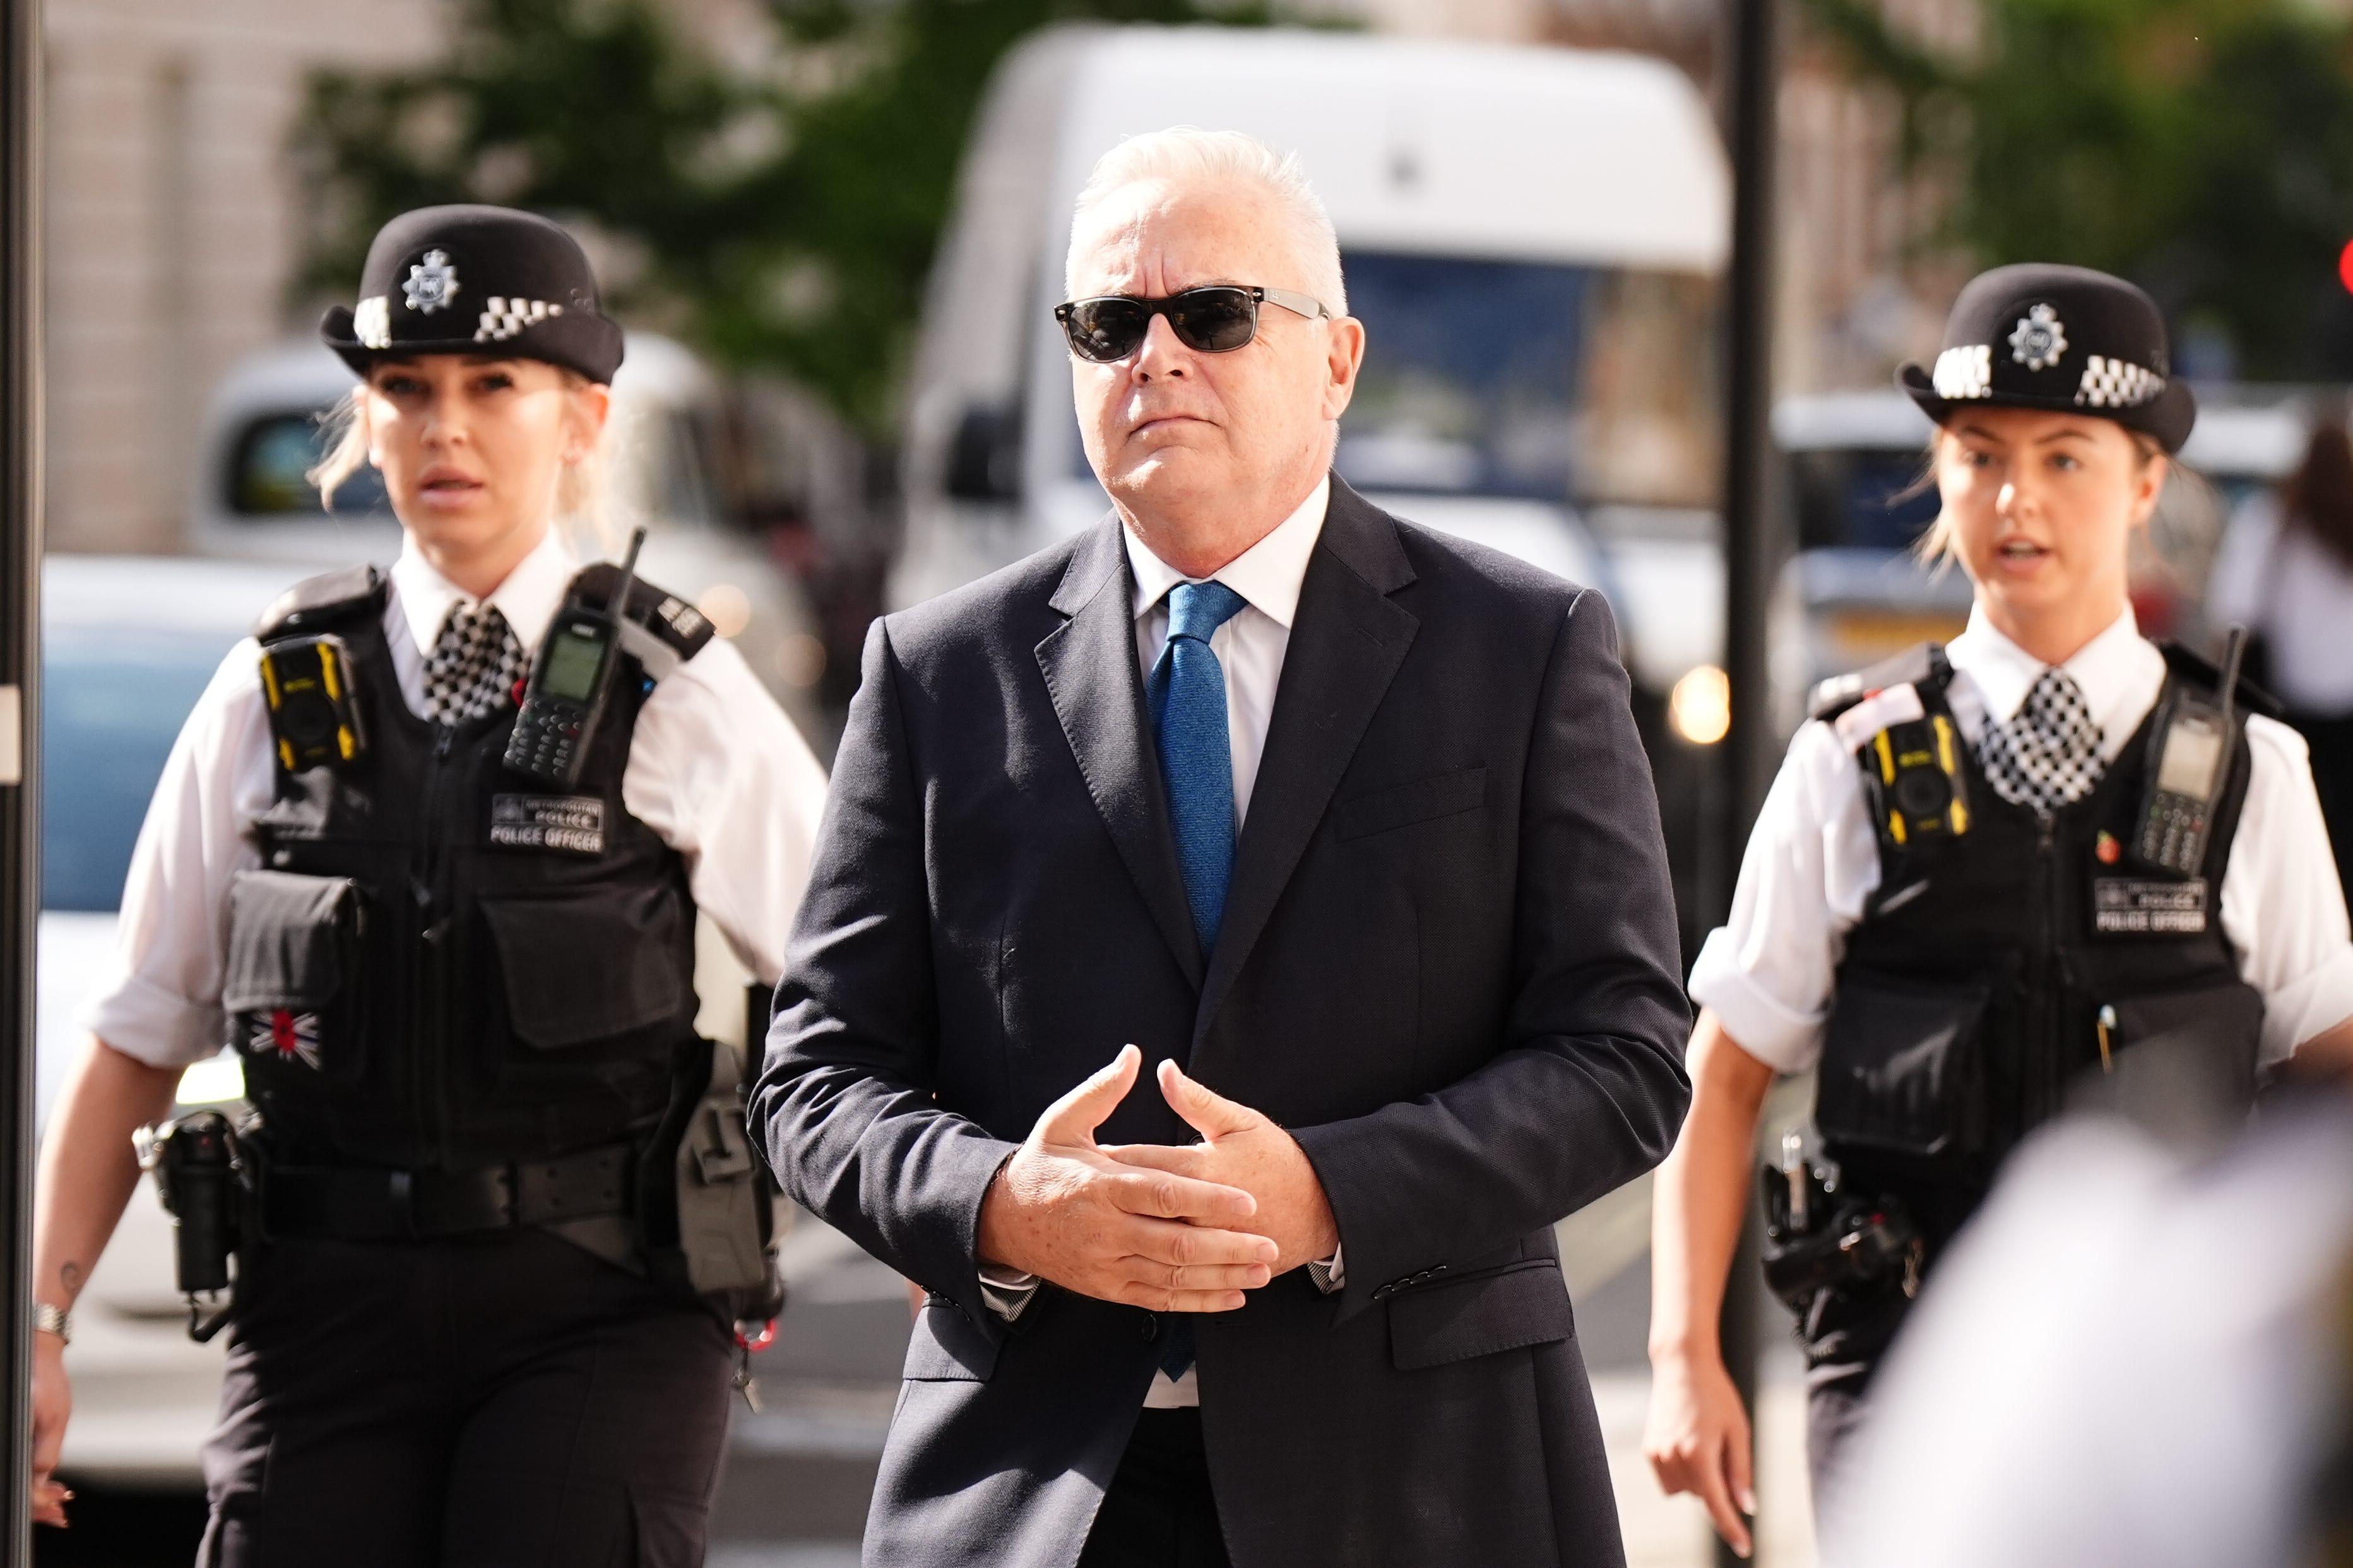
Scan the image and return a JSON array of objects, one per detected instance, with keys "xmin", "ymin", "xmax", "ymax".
[{"xmin": 1144, "ymin": 578, "xmax": 1246, "ymax": 1380}]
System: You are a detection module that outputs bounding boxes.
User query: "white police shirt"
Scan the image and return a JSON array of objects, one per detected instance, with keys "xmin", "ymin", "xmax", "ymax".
[
  {"xmin": 1689, "ymin": 604, "xmax": 2353, "ymax": 1075},
  {"xmin": 978, "ymin": 475, "xmax": 1342, "ymax": 1409},
  {"xmin": 81, "ymin": 526, "xmax": 832, "ymax": 1068}
]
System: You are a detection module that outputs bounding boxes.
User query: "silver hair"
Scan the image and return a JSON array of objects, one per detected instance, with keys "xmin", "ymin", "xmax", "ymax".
[{"xmin": 1065, "ymin": 127, "xmax": 1347, "ymax": 315}]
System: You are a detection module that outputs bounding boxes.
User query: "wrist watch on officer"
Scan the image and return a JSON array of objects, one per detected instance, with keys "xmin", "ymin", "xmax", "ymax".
[{"xmin": 32, "ymin": 1302, "xmax": 70, "ymax": 1345}]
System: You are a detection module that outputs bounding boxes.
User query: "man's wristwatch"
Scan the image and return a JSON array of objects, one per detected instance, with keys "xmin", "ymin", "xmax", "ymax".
[{"xmin": 32, "ymin": 1302, "xmax": 71, "ymax": 1345}]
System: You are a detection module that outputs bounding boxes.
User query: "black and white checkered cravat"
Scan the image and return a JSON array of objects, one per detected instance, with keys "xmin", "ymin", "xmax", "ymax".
[
  {"xmin": 421, "ymin": 602, "xmax": 525, "ymax": 726},
  {"xmin": 1977, "ymin": 667, "xmax": 2105, "ymax": 815}
]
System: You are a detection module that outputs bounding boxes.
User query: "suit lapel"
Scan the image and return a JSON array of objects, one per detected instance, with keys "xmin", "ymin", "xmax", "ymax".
[
  {"xmin": 1036, "ymin": 519, "xmax": 1205, "ymax": 989},
  {"xmin": 1193, "ymin": 481, "xmax": 1418, "ymax": 1045}
]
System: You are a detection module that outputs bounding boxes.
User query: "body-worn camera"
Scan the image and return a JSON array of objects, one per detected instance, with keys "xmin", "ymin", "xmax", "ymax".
[
  {"xmin": 1758, "ymin": 1133, "xmax": 1923, "ymax": 1313},
  {"xmin": 134, "ymin": 1111, "xmax": 247, "ymax": 1341},
  {"xmin": 259, "ymin": 634, "xmax": 365, "ymax": 774}
]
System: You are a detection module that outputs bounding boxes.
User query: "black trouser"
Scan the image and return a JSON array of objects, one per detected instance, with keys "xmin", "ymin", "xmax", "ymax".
[
  {"xmin": 1077, "ymin": 1409, "xmax": 1231, "ymax": 1568},
  {"xmin": 197, "ymin": 1227, "xmax": 736, "ymax": 1568},
  {"xmin": 1798, "ymin": 1286, "xmax": 1911, "ymax": 1511}
]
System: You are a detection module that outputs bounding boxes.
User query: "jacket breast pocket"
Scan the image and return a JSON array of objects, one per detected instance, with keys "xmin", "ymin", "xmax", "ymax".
[
  {"xmin": 1334, "ymin": 765, "xmax": 1487, "ymax": 842},
  {"xmin": 479, "ymin": 885, "xmax": 690, "ymax": 1057},
  {"xmin": 1815, "ymin": 976, "xmax": 1992, "ymax": 1160},
  {"xmin": 222, "ymin": 870, "xmax": 368, "ymax": 1082},
  {"xmin": 1388, "ymin": 1260, "xmax": 1575, "ymax": 1372},
  {"xmin": 902, "ymin": 1297, "xmax": 1002, "ymax": 1382}
]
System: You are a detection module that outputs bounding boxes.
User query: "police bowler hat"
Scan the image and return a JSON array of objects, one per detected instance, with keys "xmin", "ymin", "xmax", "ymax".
[
  {"xmin": 319, "ymin": 205, "xmax": 625, "ymax": 385},
  {"xmin": 1899, "ymin": 263, "xmax": 2195, "ymax": 454}
]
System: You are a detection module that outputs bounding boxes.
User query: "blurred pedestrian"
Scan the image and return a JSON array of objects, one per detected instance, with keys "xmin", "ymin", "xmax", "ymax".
[
  {"xmin": 1823, "ymin": 1082, "xmax": 2353, "ymax": 1568},
  {"xmin": 26, "ymin": 205, "xmax": 829, "ymax": 1565},
  {"xmin": 2208, "ymin": 414, "xmax": 2353, "ymax": 897},
  {"xmin": 754, "ymin": 127, "xmax": 1691, "ymax": 1567},
  {"xmin": 1642, "ymin": 264, "xmax": 2353, "ymax": 1555}
]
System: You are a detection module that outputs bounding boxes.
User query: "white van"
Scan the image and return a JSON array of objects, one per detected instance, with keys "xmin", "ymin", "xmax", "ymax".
[
  {"xmin": 894, "ymin": 25, "xmax": 1729, "ymax": 697},
  {"xmin": 187, "ymin": 332, "xmax": 832, "ymax": 736}
]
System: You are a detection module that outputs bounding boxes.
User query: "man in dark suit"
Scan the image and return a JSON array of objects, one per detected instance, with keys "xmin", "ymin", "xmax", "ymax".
[{"xmin": 753, "ymin": 127, "xmax": 1692, "ymax": 1567}]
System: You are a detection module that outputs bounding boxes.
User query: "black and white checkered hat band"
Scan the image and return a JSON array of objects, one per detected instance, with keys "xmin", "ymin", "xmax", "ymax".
[
  {"xmin": 2075, "ymin": 355, "xmax": 2166, "ymax": 409},
  {"xmin": 1932, "ymin": 345, "xmax": 2166, "ymax": 410},
  {"xmin": 1977, "ymin": 668, "xmax": 2105, "ymax": 815}
]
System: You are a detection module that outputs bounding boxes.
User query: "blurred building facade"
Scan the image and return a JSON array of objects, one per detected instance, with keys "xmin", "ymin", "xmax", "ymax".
[
  {"xmin": 43, "ymin": 0, "xmax": 443, "ymax": 555},
  {"xmin": 40, "ymin": 0, "xmax": 1968, "ymax": 554}
]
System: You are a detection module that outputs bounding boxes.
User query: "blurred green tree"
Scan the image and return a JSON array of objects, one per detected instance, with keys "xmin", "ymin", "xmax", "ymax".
[
  {"xmin": 295, "ymin": 0, "xmax": 1269, "ymax": 437},
  {"xmin": 1805, "ymin": 0, "xmax": 2353, "ymax": 379}
]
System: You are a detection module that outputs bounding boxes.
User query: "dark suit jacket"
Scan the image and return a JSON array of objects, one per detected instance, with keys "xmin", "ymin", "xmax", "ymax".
[{"xmin": 754, "ymin": 478, "xmax": 1692, "ymax": 1568}]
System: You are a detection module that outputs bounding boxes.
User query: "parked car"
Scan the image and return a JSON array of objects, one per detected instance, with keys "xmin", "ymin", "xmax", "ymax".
[
  {"xmin": 896, "ymin": 23, "xmax": 1731, "ymax": 947},
  {"xmin": 38, "ymin": 553, "xmax": 762, "ymax": 1488},
  {"xmin": 186, "ymin": 332, "xmax": 833, "ymax": 738}
]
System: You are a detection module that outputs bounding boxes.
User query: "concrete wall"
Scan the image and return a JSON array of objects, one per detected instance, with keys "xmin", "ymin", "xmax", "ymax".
[{"xmin": 42, "ymin": 0, "xmax": 443, "ymax": 554}]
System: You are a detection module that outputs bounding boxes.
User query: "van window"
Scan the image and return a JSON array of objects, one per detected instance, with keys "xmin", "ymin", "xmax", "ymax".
[
  {"xmin": 225, "ymin": 412, "xmax": 390, "ymax": 518},
  {"xmin": 1789, "ymin": 447, "xmax": 1941, "ymax": 551},
  {"xmin": 1332, "ymin": 253, "xmax": 1720, "ymax": 510}
]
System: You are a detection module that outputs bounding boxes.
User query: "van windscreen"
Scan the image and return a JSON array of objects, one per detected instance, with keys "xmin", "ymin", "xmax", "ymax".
[{"xmin": 1331, "ymin": 252, "xmax": 1720, "ymax": 510}]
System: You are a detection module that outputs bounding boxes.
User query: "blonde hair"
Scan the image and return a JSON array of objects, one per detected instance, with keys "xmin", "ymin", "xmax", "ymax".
[
  {"xmin": 308, "ymin": 370, "xmax": 609, "ymax": 530},
  {"xmin": 1912, "ymin": 423, "xmax": 2168, "ymax": 566},
  {"xmin": 1066, "ymin": 127, "xmax": 1348, "ymax": 315}
]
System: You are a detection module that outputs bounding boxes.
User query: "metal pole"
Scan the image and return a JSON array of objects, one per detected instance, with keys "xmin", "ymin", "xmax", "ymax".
[
  {"xmin": 0, "ymin": 0, "xmax": 40, "ymax": 1558},
  {"xmin": 1718, "ymin": 0, "xmax": 1779, "ymax": 1560}
]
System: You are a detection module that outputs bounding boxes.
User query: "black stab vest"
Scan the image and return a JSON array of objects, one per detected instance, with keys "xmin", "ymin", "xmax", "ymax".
[
  {"xmin": 1813, "ymin": 644, "xmax": 2264, "ymax": 1253},
  {"xmin": 223, "ymin": 565, "xmax": 705, "ymax": 1170}
]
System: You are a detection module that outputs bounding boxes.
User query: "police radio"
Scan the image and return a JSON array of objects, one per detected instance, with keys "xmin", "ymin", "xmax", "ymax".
[
  {"xmin": 2135, "ymin": 627, "xmax": 2245, "ymax": 875},
  {"xmin": 505, "ymin": 527, "xmax": 646, "ymax": 787},
  {"xmin": 258, "ymin": 635, "xmax": 365, "ymax": 772}
]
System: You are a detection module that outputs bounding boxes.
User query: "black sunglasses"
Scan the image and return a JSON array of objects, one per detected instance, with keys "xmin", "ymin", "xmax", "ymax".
[{"xmin": 1053, "ymin": 285, "xmax": 1331, "ymax": 363}]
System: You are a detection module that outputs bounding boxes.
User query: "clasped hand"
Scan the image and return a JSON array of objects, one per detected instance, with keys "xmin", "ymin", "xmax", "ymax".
[{"xmin": 975, "ymin": 1046, "xmax": 1339, "ymax": 1312}]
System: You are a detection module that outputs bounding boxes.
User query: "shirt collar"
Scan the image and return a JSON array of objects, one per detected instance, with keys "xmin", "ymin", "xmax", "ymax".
[
  {"xmin": 1125, "ymin": 474, "xmax": 1331, "ymax": 628},
  {"xmin": 1947, "ymin": 601, "xmax": 2162, "ymax": 741},
  {"xmin": 391, "ymin": 526, "xmax": 579, "ymax": 657}
]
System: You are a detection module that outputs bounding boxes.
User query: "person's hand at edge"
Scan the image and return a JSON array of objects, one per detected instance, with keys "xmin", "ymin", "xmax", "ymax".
[
  {"xmin": 30, "ymin": 1327, "xmax": 73, "ymax": 1528},
  {"xmin": 976, "ymin": 1045, "xmax": 1278, "ymax": 1312},
  {"xmin": 1642, "ymin": 1347, "xmax": 1757, "ymax": 1557}
]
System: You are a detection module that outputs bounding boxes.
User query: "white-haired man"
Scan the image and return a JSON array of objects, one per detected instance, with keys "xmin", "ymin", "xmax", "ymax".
[{"xmin": 755, "ymin": 129, "xmax": 1690, "ymax": 1567}]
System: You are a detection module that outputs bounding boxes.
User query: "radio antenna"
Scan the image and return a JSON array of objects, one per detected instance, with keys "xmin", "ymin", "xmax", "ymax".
[
  {"xmin": 2216, "ymin": 623, "xmax": 2247, "ymax": 728},
  {"xmin": 610, "ymin": 526, "xmax": 648, "ymax": 614}
]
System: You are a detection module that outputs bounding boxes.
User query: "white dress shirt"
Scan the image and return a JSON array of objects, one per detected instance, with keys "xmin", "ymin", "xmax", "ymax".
[
  {"xmin": 979, "ymin": 476, "xmax": 1339, "ymax": 1408},
  {"xmin": 1689, "ymin": 604, "xmax": 2353, "ymax": 1075},
  {"xmin": 83, "ymin": 527, "xmax": 832, "ymax": 1068}
]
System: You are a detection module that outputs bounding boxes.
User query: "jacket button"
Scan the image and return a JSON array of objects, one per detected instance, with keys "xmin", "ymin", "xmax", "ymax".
[{"xmin": 1140, "ymin": 1313, "xmax": 1157, "ymax": 1340}]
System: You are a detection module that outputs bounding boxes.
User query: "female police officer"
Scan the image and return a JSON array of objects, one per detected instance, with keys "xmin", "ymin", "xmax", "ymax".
[
  {"xmin": 1642, "ymin": 264, "xmax": 2353, "ymax": 1554},
  {"xmin": 27, "ymin": 205, "xmax": 829, "ymax": 1565}
]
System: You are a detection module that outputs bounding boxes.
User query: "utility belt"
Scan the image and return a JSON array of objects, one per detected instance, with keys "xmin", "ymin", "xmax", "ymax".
[
  {"xmin": 138, "ymin": 1030, "xmax": 785, "ymax": 1350},
  {"xmin": 263, "ymin": 1142, "xmax": 633, "ymax": 1241},
  {"xmin": 1755, "ymin": 1131, "xmax": 1923, "ymax": 1320}
]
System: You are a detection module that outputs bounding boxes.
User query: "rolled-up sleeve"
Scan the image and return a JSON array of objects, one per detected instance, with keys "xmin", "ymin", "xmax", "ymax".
[
  {"xmin": 1687, "ymin": 719, "xmax": 1881, "ymax": 1075},
  {"xmin": 80, "ymin": 640, "xmax": 274, "ymax": 1070},
  {"xmin": 2220, "ymin": 717, "xmax": 2353, "ymax": 1066}
]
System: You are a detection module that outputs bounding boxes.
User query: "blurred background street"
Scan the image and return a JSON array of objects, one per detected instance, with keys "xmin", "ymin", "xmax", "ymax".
[{"xmin": 26, "ymin": 0, "xmax": 2353, "ymax": 1560}]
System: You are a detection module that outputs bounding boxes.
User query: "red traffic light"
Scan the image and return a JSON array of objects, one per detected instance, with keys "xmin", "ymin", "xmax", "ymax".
[{"xmin": 2340, "ymin": 238, "xmax": 2353, "ymax": 295}]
